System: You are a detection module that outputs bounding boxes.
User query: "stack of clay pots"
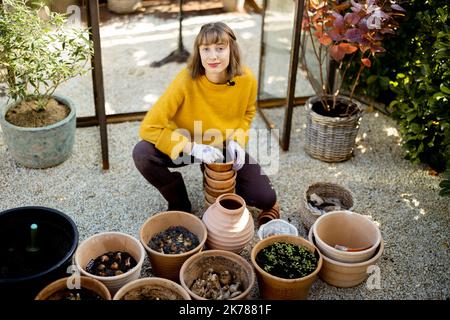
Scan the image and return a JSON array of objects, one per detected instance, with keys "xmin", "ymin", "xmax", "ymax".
[
  {"xmin": 203, "ymin": 161, "xmax": 236, "ymax": 207},
  {"xmin": 258, "ymin": 202, "xmax": 281, "ymax": 226},
  {"xmin": 308, "ymin": 210, "xmax": 384, "ymax": 288}
]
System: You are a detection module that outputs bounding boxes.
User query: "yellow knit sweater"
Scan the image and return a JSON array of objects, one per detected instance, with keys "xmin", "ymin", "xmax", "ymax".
[{"xmin": 139, "ymin": 67, "xmax": 257, "ymax": 159}]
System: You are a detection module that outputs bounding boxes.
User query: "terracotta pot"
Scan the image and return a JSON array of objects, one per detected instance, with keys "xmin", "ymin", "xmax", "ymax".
[
  {"xmin": 308, "ymin": 229, "xmax": 384, "ymax": 287},
  {"xmin": 251, "ymin": 235, "xmax": 322, "ymax": 300},
  {"xmin": 206, "ymin": 161, "xmax": 233, "ymax": 172},
  {"xmin": 204, "ymin": 166, "xmax": 235, "ymax": 181},
  {"xmin": 204, "ymin": 170, "xmax": 236, "ymax": 190},
  {"xmin": 113, "ymin": 277, "xmax": 191, "ymax": 300},
  {"xmin": 204, "ymin": 182, "xmax": 235, "ymax": 198},
  {"xmin": 74, "ymin": 232, "xmax": 145, "ymax": 295},
  {"xmin": 202, "ymin": 193, "xmax": 254, "ymax": 253},
  {"xmin": 312, "ymin": 211, "xmax": 381, "ymax": 263},
  {"xmin": 35, "ymin": 276, "xmax": 111, "ymax": 300},
  {"xmin": 179, "ymin": 250, "xmax": 255, "ymax": 300},
  {"xmin": 204, "ymin": 190, "xmax": 217, "ymax": 204},
  {"xmin": 139, "ymin": 211, "xmax": 208, "ymax": 282}
]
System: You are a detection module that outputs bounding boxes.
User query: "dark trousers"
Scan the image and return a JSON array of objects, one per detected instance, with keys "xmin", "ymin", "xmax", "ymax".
[{"xmin": 132, "ymin": 140, "xmax": 277, "ymax": 212}]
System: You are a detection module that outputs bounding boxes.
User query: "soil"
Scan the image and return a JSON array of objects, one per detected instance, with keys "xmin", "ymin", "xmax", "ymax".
[
  {"xmin": 0, "ymin": 222, "xmax": 72, "ymax": 279},
  {"xmin": 312, "ymin": 99, "xmax": 358, "ymax": 118},
  {"xmin": 149, "ymin": 226, "xmax": 200, "ymax": 254},
  {"xmin": 219, "ymin": 199, "xmax": 242, "ymax": 210},
  {"xmin": 5, "ymin": 98, "xmax": 70, "ymax": 128},
  {"xmin": 47, "ymin": 288, "xmax": 104, "ymax": 300},
  {"xmin": 120, "ymin": 285, "xmax": 184, "ymax": 300},
  {"xmin": 85, "ymin": 251, "xmax": 137, "ymax": 277}
]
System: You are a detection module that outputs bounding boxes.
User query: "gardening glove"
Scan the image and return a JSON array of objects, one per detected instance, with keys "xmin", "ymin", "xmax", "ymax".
[
  {"xmin": 189, "ymin": 142, "xmax": 224, "ymax": 164},
  {"xmin": 227, "ymin": 140, "xmax": 245, "ymax": 171}
]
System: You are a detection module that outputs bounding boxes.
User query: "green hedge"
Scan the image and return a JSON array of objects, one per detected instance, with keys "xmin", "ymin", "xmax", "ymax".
[{"xmin": 344, "ymin": 1, "xmax": 450, "ymax": 196}]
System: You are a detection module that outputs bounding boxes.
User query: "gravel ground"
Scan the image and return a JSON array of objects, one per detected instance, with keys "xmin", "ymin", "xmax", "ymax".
[{"xmin": 0, "ymin": 9, "xmax": 448, "ymax": 300}]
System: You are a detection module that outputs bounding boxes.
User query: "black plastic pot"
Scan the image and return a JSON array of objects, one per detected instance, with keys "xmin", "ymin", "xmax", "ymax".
[{"xmin": 0, "ymin": 206, "xmax": 79, "ymax": 300}]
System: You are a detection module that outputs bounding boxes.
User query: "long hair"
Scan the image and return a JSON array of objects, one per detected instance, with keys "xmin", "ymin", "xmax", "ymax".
[{"xmin": 187, "ymin": 22, "xmax": 243, "ymax": 80}]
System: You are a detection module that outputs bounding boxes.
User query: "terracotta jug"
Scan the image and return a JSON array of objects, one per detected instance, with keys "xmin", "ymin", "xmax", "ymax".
[{"xmin": 202, "ymin": 193, "xmax": 254, "ymax": 253}]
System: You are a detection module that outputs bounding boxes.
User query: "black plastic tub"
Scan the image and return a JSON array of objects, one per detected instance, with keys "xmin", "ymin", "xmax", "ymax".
[{"xmin": 0, "ymin": 206, "xmax": 78, "ymax": 300}]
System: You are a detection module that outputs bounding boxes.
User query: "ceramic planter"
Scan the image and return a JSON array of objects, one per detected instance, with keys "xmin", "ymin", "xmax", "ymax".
[
  {"xmin": 312, "ymin": 211, "xmax": 381, "ymax": 263},
  {"xmin": 308, "ymin": 229, "xmax": 384, "ymax": 288},
  {"xmin": 113, "ymin": 277, "xmax": 191, "ymax": 300},
  {"xmin": 0, "ymin": 206, "xmax": 78, "ymax": 300},
  {"xmin": 202, "ymin": 193, "xmax": 254, "ymax": 253},
  {"xmin": 304, "ymin": 95, "xmax": 363, "ymax": 162},
  {"xmin": 0, "ymin": 94, "xmax": 76, "ymax": 168},
  {"xmin": 139, "ymin": 211, "xmax": 208, "ymax": 282},
  {"xmin": 74, "ymin": 232, "xmax": 145, "ymax": 295},
  {"xmin": 250, "ymin": 235, "xmax": 322, "ymax": 300},
  {"xmin": 179, "ymin": 250, "xmax": 255, "ymax": 300},
  {"xmin": 35, "ymin": 276, "xmax": 111, "ymax": 300}
]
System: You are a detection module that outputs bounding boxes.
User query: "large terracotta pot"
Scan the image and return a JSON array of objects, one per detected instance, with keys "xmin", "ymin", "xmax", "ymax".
[
  {"xmin": 139, "ymin": 211, "xmax": 208, "ymax": 282},
  {"xmin": 179, "ymin": 250, "xmax": 255, "ymax": 300},
  {"xmin": 74, "ymin": 232, "xmax": 145, "ymax": 295},
  {"xmin": 308, "ymin": 229, "xmax": 384, "ymax": 288},
  {"xmin": 35, "ymin": 276, "xmax": 111, "ymax": 300},
  {"xmin": 251, "ymin": 235, "xmax": 322, "ymax": 300},
  {"xmin": 202, "ymin": 193, "xmax": 254, "ymax": 253},
  {"xmin": 113, "ymin": 277, "xmax": 191, "ymax": 300}
]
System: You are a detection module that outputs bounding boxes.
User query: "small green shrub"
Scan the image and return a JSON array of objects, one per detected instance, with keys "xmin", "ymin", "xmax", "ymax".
[{"xmin": 255, "ymin": 242, "xmax": 317, "ymax": 279}]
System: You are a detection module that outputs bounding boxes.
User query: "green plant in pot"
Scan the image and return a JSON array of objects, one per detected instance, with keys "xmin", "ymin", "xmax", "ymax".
[
  {"xmin": 301, "ymin": 0, "xmax": 405, "ymax": 162},
  {"xmin": 0, "ymin": 0, "xmax": 92, "ymax": 168}
]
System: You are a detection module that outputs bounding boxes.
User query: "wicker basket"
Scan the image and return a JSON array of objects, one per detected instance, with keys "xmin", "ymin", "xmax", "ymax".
[
  {"xmin": 299, "ymin": 182, "xmax": 355, "ymax": 230},
  {"xmin": 304, "ymin": 95, "xmax": 363, "ymax": 162},
  {"xmin": 107, "ymin": 0, "xmax": 142, "ymax": 14}
]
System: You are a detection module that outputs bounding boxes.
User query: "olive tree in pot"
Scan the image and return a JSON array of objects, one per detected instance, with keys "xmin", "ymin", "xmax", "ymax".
[
  {"xmin": 301, "ymin": 0, "xmax": 405, "ymax": 162},
  {"xmin": 0, "ymin": 0, "xmax": 92, "ymax": 168}
]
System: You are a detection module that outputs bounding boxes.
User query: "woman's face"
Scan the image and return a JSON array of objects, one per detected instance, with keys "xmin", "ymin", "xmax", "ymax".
[{"xmin": 199, "ymin": 42, "xmax": 230, "ymax": 81}]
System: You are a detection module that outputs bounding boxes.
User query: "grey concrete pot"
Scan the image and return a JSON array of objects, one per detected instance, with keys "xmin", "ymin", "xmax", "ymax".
[{"xmin": 0, "ymin": 94, "xmax": 76, "ymax": 168}]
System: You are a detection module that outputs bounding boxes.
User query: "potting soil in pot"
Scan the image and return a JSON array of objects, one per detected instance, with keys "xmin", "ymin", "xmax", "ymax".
[
  {"xmin": 149, "ymin": 226, "xmax": 200, "ymax": 254},
  {"xmin": 47, "ymin": 288, "xmax": 104, "ymax": 300},
  {"xmin": 120, "ymin": 286, "xmax": 184, "ymax": 300},
  {"xmin": 86, "ymin": 251, "xmax": 137, "ymax": 277}
]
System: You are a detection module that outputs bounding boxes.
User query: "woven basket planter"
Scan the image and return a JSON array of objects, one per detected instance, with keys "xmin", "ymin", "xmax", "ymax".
[
  {"xmin": 304, "ymin": 95, "xmax": 363, "ymax": 162},
  {"xmin": 299, "ymin": 182, "xmax": 355, "ymax": 230},
  {"xmin": 107, "ymin": 0, "xmax": 142, "ymax": 14}
]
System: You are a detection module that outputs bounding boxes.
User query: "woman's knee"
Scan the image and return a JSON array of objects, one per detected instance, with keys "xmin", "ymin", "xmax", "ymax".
[
  {"xmin": 132, "ymin": 141, "xmax": 155, "ymax": 170},
  {"xmin": 257, "ymin": 186, "xmax": 277, "ymax": 211}
]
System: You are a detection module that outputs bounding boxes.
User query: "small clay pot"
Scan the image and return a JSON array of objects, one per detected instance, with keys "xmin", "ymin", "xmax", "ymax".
[
  {"xmin": 204, "ymin": 171, "xmax": 236, "ymax": 190},
  {"xmin": 204, "ymin": 166, "xmax": 235, "ymax": 181},
  {"xmin": 204, "ymin": 190, "xmax": 217, "ymax": 204},
  {"xmin": 206, "ymin": 161, "xmax": 234, "ymax": 172},
  {"xmin": 204, "ymin": 182, "xmax": 235, "ymax": 198}
]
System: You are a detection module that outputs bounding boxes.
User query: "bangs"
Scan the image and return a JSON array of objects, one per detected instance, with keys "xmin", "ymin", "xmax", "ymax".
[{"xmin": 198, "ymin": 29, "xmax": 229, "ymax": 46}]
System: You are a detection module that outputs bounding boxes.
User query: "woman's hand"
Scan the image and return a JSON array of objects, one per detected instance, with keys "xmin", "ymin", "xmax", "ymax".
[
  {"xmin": 189, "ymin": 142, "xmax": 224, "ymax": 164},
  {"xmin": 227, "ymin": 140, "xmax": 245, "ymax": 171}
]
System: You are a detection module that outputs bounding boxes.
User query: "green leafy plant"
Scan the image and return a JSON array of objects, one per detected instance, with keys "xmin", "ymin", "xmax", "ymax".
[
  {"xmin": 302, "ymin": 0, "xmax": 405, "ymax": 113},
  {"xmin": 0, "ymin": 0, "xmax": 93, "ymax": 111},
  {"xmin": 255, "ymin": 242, "xmax": 318, "ymax": 279}
]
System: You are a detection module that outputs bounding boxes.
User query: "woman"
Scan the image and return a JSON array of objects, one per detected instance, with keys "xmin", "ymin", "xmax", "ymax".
[{"xmin": 132, "ymin": 22, "xmax": 277, "ymax": 217}]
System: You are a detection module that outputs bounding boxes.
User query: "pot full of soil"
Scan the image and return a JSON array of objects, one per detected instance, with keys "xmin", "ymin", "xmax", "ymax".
[
  {"xmin": 35, "ymin": 276, "xmax": 111, "ymax": 300},
  {"xmin": 251, "ymin": 235, "xmax": 322, "ymax": 300},
  {"xmin": 139, "ymin": 211, "xmax": 207, "ymax": 282},
  {"xmin": 304, "ymin": 95, "xmax": 363, "ymax": 163},
  {"xmin": 0, "ymin": 206, "xmax": 78, "ymax": 300},
  {"xmin": 179, "ymin": 250, "xmax": 255, "ymax": 300},
  {"xmin": 74, "ymin": 232, "xmax": 145, "ymax": 295},
  {"xmin": 0, "ymin": 94, "xmax": 76, "ymax": 168},
  {"xmin": 113, "ymin": 277, "xmax": 191, "ymax": 300}
]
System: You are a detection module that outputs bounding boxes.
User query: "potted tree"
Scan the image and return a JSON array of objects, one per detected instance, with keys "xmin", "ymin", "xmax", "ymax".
[
  {"xmin": 301, "ymin": 0, "xmax": 406, "ymax": 162},
  {"xmin": 0, "ymin": 0, "xmax": 92, "ymax": 168}
]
